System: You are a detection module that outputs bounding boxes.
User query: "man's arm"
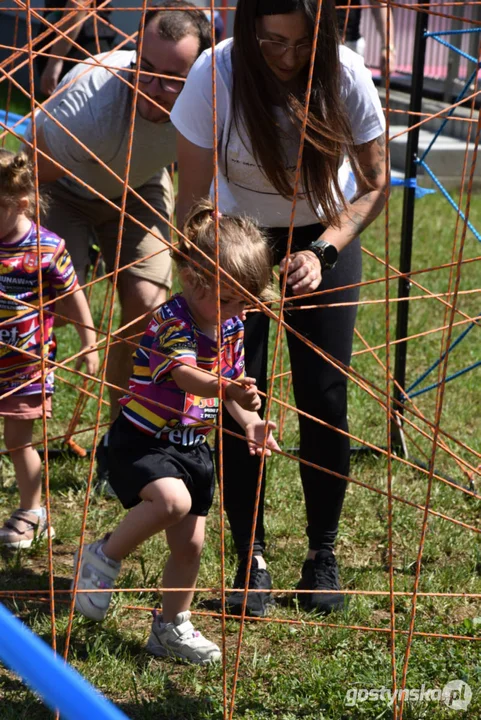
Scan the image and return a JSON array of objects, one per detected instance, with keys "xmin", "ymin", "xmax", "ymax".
[
  {"xmin": 370, "ymin": 1, "xmax": 396, "ymax": 77},
  {"xmin": 40, "ymin": 0, "xmax": 94, "ymax": 97},
  {"xmin": 176, "ymin": 132, "xmax": 214, "ymax": 230}
]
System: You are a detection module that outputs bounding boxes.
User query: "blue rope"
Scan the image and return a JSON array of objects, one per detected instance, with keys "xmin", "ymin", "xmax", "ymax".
[
  {"xmin": 425, "ymin": 28, "xmax": 481, "ymax": 38},
  {"xmin": 416, "ymin": 159, "xmax": 481, "ymax": 243},
  {"xmin": 397, "ymin": 25, "xmax": 481, "ymax": 404},
  {"xmin": 406, "ymin": 317, "xmax": 480, "ymax": 394},
  {"xmin": 418, "ymin": 67, "xmax": 478, "ymax": 162},
  {"xmin": 406, "ymin": 359, "xmax": 481, "ymax": 400},
  {"xmin": 426, "ymin": 35, "xmax": 479, "ymax": 65},
  {"xmin": 349, "ymin": 171, "xmax": 436, "ymax": 198},
  {"xmin": 0, "ymin": 603, "xmax": 130, "ymax": 720}
]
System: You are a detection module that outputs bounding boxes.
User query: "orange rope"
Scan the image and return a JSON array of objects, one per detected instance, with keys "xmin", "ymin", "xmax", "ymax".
[
  {"xmin": 2, "ymin": 4, "xmax": 481, "ymax": 717},
  {"xmin": 399, "ymin": 48, "xmax": 481, "ymax": 720}
]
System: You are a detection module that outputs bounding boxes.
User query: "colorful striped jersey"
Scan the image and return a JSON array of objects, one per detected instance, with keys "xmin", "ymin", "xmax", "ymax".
[
  {"xmin": 0, "ymin": 222, "xmax": 78, "ymax": 396},
  {"xmin": 120, "ymin": 294, "xmax": 245, "ymax": 444}
]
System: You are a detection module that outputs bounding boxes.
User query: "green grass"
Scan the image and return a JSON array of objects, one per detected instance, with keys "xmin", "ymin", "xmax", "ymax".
[
  {"xmin": 0, "ymin": 83, "xmax": 31, "ymax": 116},
  {"xmin": 0, "ymin": 82, "xmax": 32, "ymax": 152},
  {"xmin": 0, "ymin": 188, "xmax": 480, "ymax": 718}
]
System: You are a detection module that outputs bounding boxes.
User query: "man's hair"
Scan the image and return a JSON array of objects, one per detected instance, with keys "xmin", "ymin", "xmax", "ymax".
[{"xmin": 144, "ymin": 0, "xmax": 211, "ymax": 56}]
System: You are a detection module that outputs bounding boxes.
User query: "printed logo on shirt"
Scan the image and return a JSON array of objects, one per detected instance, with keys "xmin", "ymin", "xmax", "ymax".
[
  {"xmin": 0, "ymin": 326, "xmax": 20, "ymax": 347},
  {"xmin": 0, "ymin": 321, "xmax": 39, "ymax": 356},
  {"xmin": 22, "ymin": 252, "xmax": 54, "ymax": 274},
  {"xmin": 197, "ymin": 396, "xmax": 219, "ymax": 419},
  {"xmin": 157, "ymin": 425, "xmax": 207, "ymax": 447},
  {"xmin": 184, "ymin": 393, "xmax": 219, "ymax": 421},
  {"xmin": 22, "ymin": 253, "xmax": 39, "ymax": 274}
]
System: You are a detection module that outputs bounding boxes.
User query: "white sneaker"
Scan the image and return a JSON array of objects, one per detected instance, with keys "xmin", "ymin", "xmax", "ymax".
[
  {"xmin": 72, "ymin": 538, "xmax": 121, "ymax": 621},
  {"xmin": 146, "ymin": 610, "xmax": 221, "ymax": 665}
]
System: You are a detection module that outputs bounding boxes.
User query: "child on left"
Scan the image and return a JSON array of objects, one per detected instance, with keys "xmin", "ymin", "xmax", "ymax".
[{"xmin": 0, "ymin": 149, "xmax": 99, "ymax": 549}]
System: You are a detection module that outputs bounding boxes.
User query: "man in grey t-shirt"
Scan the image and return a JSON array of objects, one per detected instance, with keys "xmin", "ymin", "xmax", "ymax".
[{"xmin": 27, "ymin": 1, "xmax": 210, "ymax": 430}]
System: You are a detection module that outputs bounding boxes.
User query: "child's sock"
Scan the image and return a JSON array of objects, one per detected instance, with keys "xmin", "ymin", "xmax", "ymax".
[
  {"xmin": 96, "ymin": 538, "xmax": 121, "ymax": 568},
  {"xmin": 22, "ymin": 506, "xmax": 47, "ymax": 522},
  {"xmin": 153, "ymin": 608, "xmax": 168, "ymax": 628},
  {"xmin": 254, "ymin": 554, "xmax": 267, "ymax": 570}
]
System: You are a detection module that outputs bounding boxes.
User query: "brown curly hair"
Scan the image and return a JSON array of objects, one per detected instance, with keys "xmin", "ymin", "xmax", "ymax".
[
  {"xmin": 0, "ymin": 149, "xmax": 48, "ymax": 218},
  {"xmin": 176, "ymin": 199, "xmax": 275, "ymax": 302}
]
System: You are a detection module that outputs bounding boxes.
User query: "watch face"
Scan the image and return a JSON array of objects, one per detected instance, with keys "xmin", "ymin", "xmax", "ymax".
[
  {"xmin": 310, "ymin": 240, "xmax": 338, "ymax": 269},
  {"xmin": 323, "ymin": 244, "xmax": 338, "ymax": 265}
]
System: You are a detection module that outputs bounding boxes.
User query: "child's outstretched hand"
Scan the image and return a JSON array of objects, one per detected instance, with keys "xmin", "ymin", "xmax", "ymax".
[
  {"xmin": 245, "ymin": 419, "xmax": 280, "ymax": 457},
  {"xmin": 226, "ymin": 377, "xmax": 261, "ymax": 412},
  {"xmin": 75, "ymin": 347, "xmax": 100, "ymax": 376}
]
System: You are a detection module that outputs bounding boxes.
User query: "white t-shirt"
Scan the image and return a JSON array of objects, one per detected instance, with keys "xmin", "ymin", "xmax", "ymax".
[
  {"xmin": 171, "ymin": 39, "xmax": 385, "ymax": 227},
  {"xmin": 28, "ymin": 50, "xmax": 176, "ymax": 200}
]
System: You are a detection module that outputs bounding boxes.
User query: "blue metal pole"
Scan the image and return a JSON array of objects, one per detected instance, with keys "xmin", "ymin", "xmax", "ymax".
[{"xmin": 0, "ymin": 603, "xmax": 130, "ymax": 720}]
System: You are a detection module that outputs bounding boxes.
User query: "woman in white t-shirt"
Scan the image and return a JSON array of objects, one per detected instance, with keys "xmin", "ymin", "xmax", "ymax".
[{"xmin": 171, "ymin": 0, "xmax": 387, "ymax": 618}]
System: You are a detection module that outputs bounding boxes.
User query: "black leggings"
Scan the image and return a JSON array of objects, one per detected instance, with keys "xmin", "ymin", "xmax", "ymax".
[{"xmin": 219, "ymin": 223, "xmax": 362, "ymax": 558}]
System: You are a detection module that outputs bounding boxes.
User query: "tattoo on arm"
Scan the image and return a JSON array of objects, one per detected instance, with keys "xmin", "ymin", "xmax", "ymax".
[
  {"xmin": 356, "ymin": 133, "xmax": 387, "ymax": 185},
  {"xmin": 347, "ymin": 211, "xmax": 365, "ymax": 235},
  {"xmin": 335, "ymin": 134, "xmax": 388, "ymax": 237},
  {"xmin": 357, "ymin": 133, "xmax": 386, "ymax": 155},
  {"xmin": 363, "ymin": 162, "xmax": 384, "ymax": 182},
  {"xmin": 346, "ymin": 190, "xmax": 385, "ymax": 235},
  {"xmin": 374, "ymin": 133, "xmax": 386, "ymax": 161}
]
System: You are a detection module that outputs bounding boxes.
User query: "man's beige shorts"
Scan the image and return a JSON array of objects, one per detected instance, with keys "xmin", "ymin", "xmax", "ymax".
[{"xmin": 43, "ymin": 169, "xmax": 174, "ymax": 289}]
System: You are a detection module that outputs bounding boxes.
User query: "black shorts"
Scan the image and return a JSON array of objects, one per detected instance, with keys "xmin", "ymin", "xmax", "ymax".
[{"xmin": 107, "ymin": 413, "xmax": 215, "ymax": 516}]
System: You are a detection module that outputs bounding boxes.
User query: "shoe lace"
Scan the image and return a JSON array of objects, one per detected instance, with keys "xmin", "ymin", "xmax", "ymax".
[
  {"xmin": 234, "ymin": 562, "xmax": 266, "ymax": 590},
  {"xmin": 312, "ymin": 556, "xmax": 338, "ymax": 590},
  {"xmin": 249, "ymin": 566, "xmax": 267, "ymax": 590}
]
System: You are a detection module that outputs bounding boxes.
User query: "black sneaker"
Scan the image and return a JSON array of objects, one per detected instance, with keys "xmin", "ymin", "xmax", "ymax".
[
  {"xmin": 224, "ymin": 557, "xmax": 275, "ymax": 618},
  {"xmin": 296, "ymin": 549, "xmax": 345, "ymax": 614}
]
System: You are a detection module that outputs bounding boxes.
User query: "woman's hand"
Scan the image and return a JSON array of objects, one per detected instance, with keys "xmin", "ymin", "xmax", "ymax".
[{"xmin": 279, "ymin": 250, "xmax": 322, "ymax": 295}]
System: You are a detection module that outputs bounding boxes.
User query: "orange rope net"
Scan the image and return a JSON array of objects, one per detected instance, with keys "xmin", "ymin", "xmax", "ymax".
[{"xmin": 0, "ymin": 1, "xmax": 480, "ymax": 718}]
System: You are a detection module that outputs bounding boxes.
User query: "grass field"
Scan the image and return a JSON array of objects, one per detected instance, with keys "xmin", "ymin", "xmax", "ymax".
[
  {"xmin": 0, "ymin": 84, "xmax": 32, "ymax": 152},
  {"xmin": 0, "ymin": 92, "xmax": 480, "ymax": 717}
]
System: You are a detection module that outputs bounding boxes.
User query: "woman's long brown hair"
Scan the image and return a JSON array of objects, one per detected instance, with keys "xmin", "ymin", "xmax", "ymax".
[{"xmin": 232, "ymin": 0, "xmax": 368, "ymax": 227}]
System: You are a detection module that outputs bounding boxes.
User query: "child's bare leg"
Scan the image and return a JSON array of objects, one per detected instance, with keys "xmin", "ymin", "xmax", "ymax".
[
  {"xmin": 162, "ymin": 515, "xmax": 206, "ymax": 622},
  {"xmin": 73, "ymin": 478, "xmax": 192, "ymax": 621},
  {"xmin": 103, "ymin": 477, "xmax": 192, "ymax": 563},
  {"xmin": 4, "ymin": 417, "xmax": 41, "ymax": 509},
  {"xmin": 146, "ymin": 514, "xmax": 220, "ymax": 664}
]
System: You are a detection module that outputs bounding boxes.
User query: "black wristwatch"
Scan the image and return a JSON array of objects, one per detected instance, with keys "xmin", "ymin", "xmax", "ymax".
[{"xmin": 308, "ymin": 239, "xmax": 338, "ymax": 272}]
